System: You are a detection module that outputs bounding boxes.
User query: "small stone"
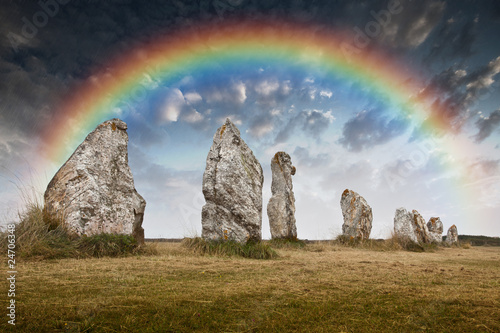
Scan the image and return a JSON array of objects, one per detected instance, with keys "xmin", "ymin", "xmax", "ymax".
[
  {"xmin": 394, "ymin": 208, "xmax": 430, "ymax": 244},
  {"xmin": 427, "ymin": 217, "xmax": 443, "ymax": 243},
  {"xmin": 446, "ymin": 225, "xmax": 458, "ymax": 244},
  {"xmin": 44, "ymin": 118, "xmax": 146, "ymax": 243},
  {"xmin": 201, "ymin": 118, "xmax": 264, "ymax": 243},
  {"xmin": 340, "ymin": 189, "xmax": 372, "ymax": 240},
  {"xmin": 267, "ymin": 152, "xmax": 297, "ymax": 239}
]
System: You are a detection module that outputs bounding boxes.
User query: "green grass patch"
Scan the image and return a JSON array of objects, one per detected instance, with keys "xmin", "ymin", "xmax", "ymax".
[{"xmin": 182, "ymin": 237, "xmax": 278, "ymax": 259}]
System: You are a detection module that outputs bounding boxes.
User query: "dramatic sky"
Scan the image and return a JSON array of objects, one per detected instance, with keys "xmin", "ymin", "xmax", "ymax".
[{"xmin": 1, "ymin": 0, "xmax": 499, "ymax": 239}]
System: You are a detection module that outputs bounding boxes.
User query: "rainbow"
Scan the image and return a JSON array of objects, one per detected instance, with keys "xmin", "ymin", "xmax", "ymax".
[{"xmin": 43, "ymin": 19, "xmax": 449, "ymax": 163}]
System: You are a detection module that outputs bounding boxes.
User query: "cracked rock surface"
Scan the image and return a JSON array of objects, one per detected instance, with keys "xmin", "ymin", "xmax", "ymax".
[
  {"xmin": 394, "ymin": 208, "xmax": 430, "ymax": 244},
  {"xmin": 427, "ymin": 217, "xmax": 444, "ymax": 243},
  {"xmin": 267, "ymin": 151, "xmax": 297, "ymax": 239},
  {"xmin": 44, "ymin": 118, "xmax": 146, "ymax": 243},
  {"xmin": 340, "ymin": 189, "xmax": 372, "ymax": 240},
  {"xmin": 201, "ymin": 118, "xmax": 263, "ymax": 243}
]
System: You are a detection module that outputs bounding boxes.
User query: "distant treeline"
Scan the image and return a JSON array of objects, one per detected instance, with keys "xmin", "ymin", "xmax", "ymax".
[{"xmin": 455, "ymin": 235, "xmax": 500, "ymax": 246}]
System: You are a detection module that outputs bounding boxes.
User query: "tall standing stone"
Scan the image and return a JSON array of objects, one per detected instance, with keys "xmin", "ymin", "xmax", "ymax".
[
  {"xmin": 446, "ymin": 225, "xmax": 458, "ymax": 244},
  {"xmin": 394, "ymin": 208, "xmax": 430, "ymax": 244},
  {"xmin": 267, "ymin": 152, "xmax": 297, "ymax": 239},
  {"xmin": 340, "ymin": 189, "xmax": 372, "ymax": 240},
  {"xmin": 44, "ymin": 119, "xmax": 146, "ymax": 243},
  {"xmin": 427, "ymin": 217, "xmax": 444, "ymax": 243},
  {"xmin": 201, "ymin": 118, "xmax": 264, "ymax": 243}
]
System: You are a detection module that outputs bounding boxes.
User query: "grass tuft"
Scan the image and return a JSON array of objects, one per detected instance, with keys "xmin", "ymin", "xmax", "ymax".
[
  {"xmin": 333, "ymin": 233, "xmax": 443, "ymax": 252},
  {"xmin": 0, "ymin": 204, "xmax": 156, "ymax": 259},
  {"xmin": 182, "ymin": 237, "xmax": 278, "ymax": 259}
]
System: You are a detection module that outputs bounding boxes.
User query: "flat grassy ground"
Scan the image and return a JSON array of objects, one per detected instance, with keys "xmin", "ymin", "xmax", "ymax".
[{"xmin": 2, "ymin": 243, "xmax": 499, "ymax": 332}]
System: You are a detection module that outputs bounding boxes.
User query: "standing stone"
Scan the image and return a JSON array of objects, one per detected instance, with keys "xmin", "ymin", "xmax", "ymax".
[
  {"xmin": 267, "ymin": 152, "xmax": 297, "ymax": 239},
  {"xmin": 44, "ymin": 119, "xmax": 146, "ymax": 243},
  {"xmin": 340, "ymin": 189, "xmax": 372, "ymax": 240},
  {"xmin": 201, "ymin": 118, "xmax": 264, "ymax": 243},
  {"xmin": 394, "ymin": 208, "xmax": 430, "ymax": 243},
  {"xmin": 427, "ymin": 217, "xmax": 444, "ymax": 243},
  {"xmin": 446, "ymin": 225, "xmax": 459, "ymax": 244}
]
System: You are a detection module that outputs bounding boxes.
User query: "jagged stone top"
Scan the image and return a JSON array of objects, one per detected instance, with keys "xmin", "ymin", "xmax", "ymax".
[
  {"xmin": 215, "ymin": 118, "xmax": 241, "ymax": 143},
  {"xmin": 46, "ymin": 118, "xmax": 130, "ymax": 190},
  {"xmin": 99, "ymin": 118, "xmax": 128, "ymax": 131}
]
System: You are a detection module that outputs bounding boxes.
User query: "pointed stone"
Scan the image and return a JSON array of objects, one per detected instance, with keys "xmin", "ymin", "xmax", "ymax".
[
  {"xmin": 446, "ymin": 225, "xmax": 458, "ymax": 244},
  {"xmin": 201, "ymin": 118, "xmax": 264, "ymax": 243},
  {"xmin": 267, "ymin": 152, "xmax": 297, "ymax": 239},
  {"xmin": 340, "ymin": 189, "xmax": 372, "ymax": 240},
  {"xmin": 394, "ymin": 208, "xmax": 430, "ymax": 244},
  {"xmin": 44, "ymin": 119, "xmax": 146, "ymax": 243},
  {"xmin": 427, "ymin": 217, "xmax": 443, "ymax": 243}
]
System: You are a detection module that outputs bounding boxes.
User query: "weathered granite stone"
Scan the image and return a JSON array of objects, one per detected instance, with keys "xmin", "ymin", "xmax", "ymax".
[
  {"xmin": 201, "ymin": 118, "xmax": 264, "ymax": 243},
  {"xmin": 394, "ymin": 208, "xmax": 430, "ymax": 243},
  {"xmin": 446, "ymin": 225, "xmax": 458, "ymax": 244},
  {"xmin": 427, "ymin": 217, "xmax": 444, "ymax": 243},
  {"xmin": 340, "ymin": 189, "xmax": 372, "ymax": 240},
  {"xmin": 44, "ymin": 119, "xmax": 146, "ymax": 243},
  {"xmin": 267, "ymin": 152, "xmax": 297, "ymax": 239}
]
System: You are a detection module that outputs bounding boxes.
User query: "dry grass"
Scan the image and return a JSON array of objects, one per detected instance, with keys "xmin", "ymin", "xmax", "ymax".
[
  {"xmin": 0, "ymin": 204, "xmax": 157, "ymax": 260},
  {"xmin": 1, "ymin": 242, "xmax": 499, "ymax": 332}
]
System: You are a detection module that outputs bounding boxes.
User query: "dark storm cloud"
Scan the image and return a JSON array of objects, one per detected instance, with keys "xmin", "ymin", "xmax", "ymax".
[
  {"xmin": 338, "ymin": 108, "xmax": 409, "ymax": 152},
  {"xmin": 474, "ymin": 110, "xmax": 500, "ymax": 143},
  {"xmin": 378, "ymin": 0, "xmax": 446, "ymax": 48},
  {"xmin": 417, "ymin": 56, "xmax": 500, "ymax": 132},
  {"xmin": 0, "ymin": 139, "xmax": 33, "ymax": 171},
  {"xmin": 424, "ymin": 14, "xmax": 478, "ymax": 62},
  {"xmin": 0, "ymin": 1, "xmax": 214, "ymax": 138}
]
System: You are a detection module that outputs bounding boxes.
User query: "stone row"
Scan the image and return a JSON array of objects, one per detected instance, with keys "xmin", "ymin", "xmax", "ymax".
[{"xmin": 44, "ymin": 118, "xmax": 458, "ymax": 245}]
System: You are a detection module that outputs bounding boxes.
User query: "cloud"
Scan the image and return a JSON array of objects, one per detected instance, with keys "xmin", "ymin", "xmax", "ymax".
[
  {"xmin": 424, "ymin": 14, "xmax": 478, "ymax": 62},
  {"xmin": 182, "ymin": 109, "xmax": 204, "ymax": 124},
  {"xmin": 275, "ymin": 109, "xmax": 335, "ymax": 143},
  {"xmin": 320, "ymin": 90, "xmax": 333, "ymax": 98},
  {"xmin": 418, "ymin": 56, "xmax": 500, "ymax": 131},
  {"xmin": 379, "ymin": 0, "xmax": 446, "ymax": 48},
  {"xmin": 474, "ymin": 110, "xmax": 500, "ymax": 143},
  {"xmin": 159, "ymin": 88, "xmax": 186, "ymax": 123},
  {"xmin": 465, "ymin": 56, "xmax": 500, "ymax": 99},
  {"xmin": 255, "ymin": 79, "xmax": 280, "ymax": 96},
  {"xmin": 466, "ymin": 159, "xmax": 500, "ymax": 179},
  {"xmin": 247, "ymin": 115, "xmax": 274, "ymax": 138},
  {"xmin": 203, "ymin": 81, "xmax": 247, "ymax": 105},
  {"xmin": 251, "ymin": 78, "xmax": 293, "ymax": 107},
  {"xmin": 463, "ymin": 159, "xmax": 500, "ymax": 207},
  {"xmin": 338, "ymin": 108, "xmax": 409, "ymax": 152},
  {"xmin": 157, "ymin": 88, "xmax": 204, "ymax": 124},
  {"xmin": 292, "ymin": 146, "xmax": 331, "ymax": 170},
  {"xmin": 184, "ymin": 92, "xmax": 202, "ymax": 104}
]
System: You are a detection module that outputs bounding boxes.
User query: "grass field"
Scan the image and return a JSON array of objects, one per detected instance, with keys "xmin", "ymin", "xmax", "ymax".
[{"xmin": 2, "ymin": 242, "xmax": 499, "ymax": 332}]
